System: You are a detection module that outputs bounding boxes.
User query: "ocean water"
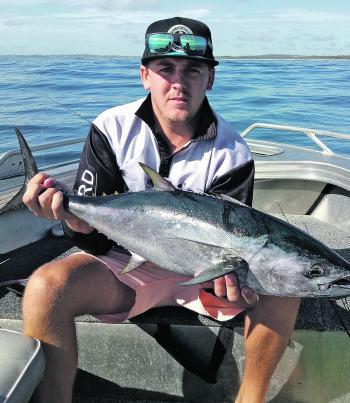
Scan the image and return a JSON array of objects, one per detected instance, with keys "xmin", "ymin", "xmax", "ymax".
[{"xmin": 0, "ymin": 56, "xmax": 349, "ymax": 167}]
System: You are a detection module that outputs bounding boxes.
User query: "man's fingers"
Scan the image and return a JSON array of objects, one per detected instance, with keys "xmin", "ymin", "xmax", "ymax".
[
  {"xmin": 23, "ymin": 172, "xmax": 76, "ymax": 222},
  {"xmin": 23, "ymin": 182, "xmax": 47, "ymax": 213},
  {"xmin": 44, "ymin": 178, "xmax": 75, "ymax": 196},
  {"xmin": 213, "ymin": 274, "xmax": 259, "ymax": 308},
  {"xmin": 38, "ymin": 187, "xmax": 57, "ymax": 211},
  {"xmin": 23, "ymin": 173, "xmax": 49, "ymax": 208},
  {"xmin": 43, "ymin": 177, "xmax": 56, "ymax": 188},
  {"xmin": 51, "ymin": 191, "xmax": 71, "ymax": 220},
  {"xmin": 213, "ymin": 276, "xmax": 226, "ymax": 297},
  {"xmin": 28, "ymin": 172, "xmax": 49, "ymax": 184},
  {"xmin": 225, "ymin": 274, "xmax": 241, "ymax": 303}
]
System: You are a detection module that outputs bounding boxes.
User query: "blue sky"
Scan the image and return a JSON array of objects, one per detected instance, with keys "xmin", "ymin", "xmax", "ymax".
[{"xmin": 1, "ymin": 0, "xmax": 350, "ymax": 56}]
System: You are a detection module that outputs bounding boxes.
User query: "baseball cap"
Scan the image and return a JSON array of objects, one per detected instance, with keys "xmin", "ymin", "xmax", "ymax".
[{"xmin": 141, "ymin": 16, "xmax": 219, "ymax": 66}]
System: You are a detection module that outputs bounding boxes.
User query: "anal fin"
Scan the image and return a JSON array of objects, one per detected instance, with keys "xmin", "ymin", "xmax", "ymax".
[{"xmin": 120, "ymin": 253, "xmax": 147, "ymax": 274}]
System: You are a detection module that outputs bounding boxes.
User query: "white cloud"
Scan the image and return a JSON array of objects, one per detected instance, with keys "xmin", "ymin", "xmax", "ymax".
[
  {"xmin": 0, "ymin": 10, "xmax": 160, "ymax": 28},
  {"xmin": 181, "ymin": 9, "xmax": 211, "ymax": 18},
  {"xmin": 12, "ymin": 0, "xmax": 163, "ymax": 12},
  {"xmin": 86, "ymin": 0, "xmax": 163, "ymax": 11},
  {"xmin": 1, "ymin": 2, "xmax": 350, "ymax": 55},
  {"xmin": 208, "ymin": 8, "xmax": 350, "ymax": 25},
  {"xmin": 1, "ymin": 0, "xmax": 47, "ymax": 5},
  {"xmin": 266, "ymin": 9, "xmax": 350, "ymax": 23},
  {"xmin": 3, "ymin": 19, "xmax": 26, "ymax": 27}
]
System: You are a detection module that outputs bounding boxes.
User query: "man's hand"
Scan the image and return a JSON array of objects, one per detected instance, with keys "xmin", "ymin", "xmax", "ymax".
[
  {"xmin": 23, "ymin": 172, "xmax": 93, "ymax": 234},
  {"xmin": 213, "ymin": 274, "xmax": 257, "ymax": 309}
]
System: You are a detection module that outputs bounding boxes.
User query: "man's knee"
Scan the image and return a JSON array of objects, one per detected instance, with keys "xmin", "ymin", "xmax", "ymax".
[
  {"xmin": 246, "ymin": 295, "xmax": 300, "ymax": 334},
  {"xmin": 23, "ymin": 254, "xmax": 134, "ymax": 318},
  {"xmin": 252, "ymin": 295, "xmax": 300, "ymax": 313},
  {"xmin": 23, "ymin": 258, "xmax": 76, "ymax": 314}
]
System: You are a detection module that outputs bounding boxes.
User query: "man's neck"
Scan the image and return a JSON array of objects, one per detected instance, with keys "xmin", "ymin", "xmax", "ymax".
[{"xmin": 154, "ymin": 116, "xmax": 197, "ymax": 154}]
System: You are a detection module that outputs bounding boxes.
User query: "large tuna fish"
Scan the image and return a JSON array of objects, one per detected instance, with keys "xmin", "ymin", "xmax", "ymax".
[{"xmin": 2, "ymin": 128, "xmax": 350, "ymax": 298}]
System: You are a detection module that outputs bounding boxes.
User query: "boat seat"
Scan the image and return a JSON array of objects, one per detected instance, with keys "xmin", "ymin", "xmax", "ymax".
[{"xmin": 0, "ymin": 329, "xmax": 45, "ymax": 403}]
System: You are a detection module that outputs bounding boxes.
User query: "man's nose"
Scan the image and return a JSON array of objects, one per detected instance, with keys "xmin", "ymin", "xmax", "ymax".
[{"xmin": 171, "ymin": 69, "xmax": 187, "ymax": 87}]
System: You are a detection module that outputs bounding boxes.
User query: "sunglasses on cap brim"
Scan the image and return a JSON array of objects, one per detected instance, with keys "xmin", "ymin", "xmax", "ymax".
[{"xmin": 146, "ymin": 33, "xmax": 212, "ymax": 56}]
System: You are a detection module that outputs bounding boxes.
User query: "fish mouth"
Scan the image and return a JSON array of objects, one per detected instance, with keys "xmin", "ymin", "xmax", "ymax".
[{"xmin": 318, "ymin": 276, "xmax": 350, "ymax": 292}]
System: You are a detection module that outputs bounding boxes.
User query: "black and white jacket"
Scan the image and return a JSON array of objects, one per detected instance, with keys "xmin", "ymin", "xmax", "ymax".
[{"xmin": 63, "ymin": 94, "xmax": 255, "ymax": 254}]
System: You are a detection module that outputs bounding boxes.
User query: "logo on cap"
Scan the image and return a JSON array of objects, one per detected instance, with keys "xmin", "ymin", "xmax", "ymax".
[{"xmin": 167, "ymin": 24, "xmax": 193, "ymax": 53}]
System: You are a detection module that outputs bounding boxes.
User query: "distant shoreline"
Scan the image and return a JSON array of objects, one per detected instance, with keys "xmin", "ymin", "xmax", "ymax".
[
  {"xmin": 218, "ymin": 55, "xmax": 350, "ymax": 60},
  {"xmin": 1, "ymin": 54, "xmax": 350, "ymax": 60}
]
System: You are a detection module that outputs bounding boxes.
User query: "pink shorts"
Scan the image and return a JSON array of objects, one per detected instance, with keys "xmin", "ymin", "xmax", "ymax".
[{"xmin": 79, "ymin": 249, "xmax": 244, "ymax": 323}]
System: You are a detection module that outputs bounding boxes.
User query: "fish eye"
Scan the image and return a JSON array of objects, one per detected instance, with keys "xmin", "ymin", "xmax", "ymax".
[{"xmin": 306, "ymin": 263, "xmax": 325, "ymax": 278}]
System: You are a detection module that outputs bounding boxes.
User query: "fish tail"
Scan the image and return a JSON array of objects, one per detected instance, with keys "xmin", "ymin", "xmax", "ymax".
[{"xmin": 0, "ymin": 128, "xmax": 39, "ymax": 215}]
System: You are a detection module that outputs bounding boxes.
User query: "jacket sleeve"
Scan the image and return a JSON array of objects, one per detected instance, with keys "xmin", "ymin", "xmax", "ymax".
[
  {"xmin": 63, "ymin": 123, "xmax": 128, "ymax": 255},
  {"xmin": 208, "ymin": 159, "xmax": 255, "ymax": 206}
]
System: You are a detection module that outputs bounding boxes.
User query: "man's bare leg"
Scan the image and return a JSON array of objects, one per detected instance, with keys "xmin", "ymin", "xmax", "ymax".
[
  {"xmin": 23, "ymin": 253, "xmax": 135, "ymax": 403},
  {"xmin": 235, "ymin": 296, "xmax": 300, "ymax": 403}
]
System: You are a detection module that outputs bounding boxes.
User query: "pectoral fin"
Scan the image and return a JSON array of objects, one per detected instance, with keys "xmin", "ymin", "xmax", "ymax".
[
  {"xmin": 179, "ymin": 257, "xmax": 249, "ymax": 286},
  {"xmin": 120, "ymin": 253, "xmax": 147, "ymax": 274}
]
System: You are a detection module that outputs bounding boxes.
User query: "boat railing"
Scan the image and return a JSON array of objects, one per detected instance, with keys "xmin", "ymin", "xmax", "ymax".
[
  {"xmin": 241, "ymin": 122, "xmax": 350, "ymax": 156},
  {"xmin": 2, "ymin": 122, "xmax": 350, "ymax": 179},
  {"xmin": 0, "ymin": 138, "xmax": 85, "ymax": 179}
]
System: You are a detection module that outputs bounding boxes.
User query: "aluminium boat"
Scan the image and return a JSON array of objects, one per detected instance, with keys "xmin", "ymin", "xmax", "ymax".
[{"xmin": 0, "ymin": 123, "xmax": 349, "ymax": 402}]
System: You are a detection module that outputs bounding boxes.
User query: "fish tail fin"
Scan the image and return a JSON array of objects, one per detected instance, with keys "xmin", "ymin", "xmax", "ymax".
[
  {"xmin": 14, "ymin": 128, "xmax": 39, "ymax": 180},
  {"xmin": 0, "ymin": 128, "xmax": 39, "ymax": 215},
  {"xmin": 0, "ymin": 185, "xmax": 27, "ymax": 215}
]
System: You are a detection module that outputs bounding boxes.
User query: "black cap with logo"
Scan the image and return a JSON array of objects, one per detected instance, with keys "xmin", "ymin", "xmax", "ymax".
[{"xmin": 141, "ymin": 16, "xmax": 219, "ymax": 66}]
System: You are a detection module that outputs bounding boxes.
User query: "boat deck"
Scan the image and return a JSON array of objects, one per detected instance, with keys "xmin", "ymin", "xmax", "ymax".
[{"xmin": 1, "ymin": 218, "xmax": 350, "ymax": 401}]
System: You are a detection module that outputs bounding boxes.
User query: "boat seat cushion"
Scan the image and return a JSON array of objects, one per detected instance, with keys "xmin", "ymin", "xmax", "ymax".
[{"xmin": 0, "ymin": 329, "xmax": 45, "ymax": 403}]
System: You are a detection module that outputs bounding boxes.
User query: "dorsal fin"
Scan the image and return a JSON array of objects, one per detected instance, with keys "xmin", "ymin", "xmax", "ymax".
[
  {"xmin": 218, "ymin": 193, "xmax": 249, "ymax": 207},
  {"xmin": 139, "ymin": 162, "xmax": 175, "ymax": 191}
]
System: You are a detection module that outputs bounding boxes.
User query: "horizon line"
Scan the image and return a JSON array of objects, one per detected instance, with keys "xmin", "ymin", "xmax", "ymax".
[{"xmin": 1, "ymin": 54, "xmax": 350, "ymax": 59}]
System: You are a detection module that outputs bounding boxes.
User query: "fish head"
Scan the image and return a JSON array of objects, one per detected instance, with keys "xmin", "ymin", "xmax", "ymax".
[
  {"xmin": 256, "ymin": 246, "xmax": 350, "ymax": 298},
  {"xmin": 292, "ymin": 233, "xmax": 350, "ymax": 298},
  {"xmin": 309, "ymin": 258, "xmax": 350, "ymax": 298}
]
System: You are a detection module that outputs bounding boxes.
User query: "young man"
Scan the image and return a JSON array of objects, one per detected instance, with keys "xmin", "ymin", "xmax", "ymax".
[{"xmin": 23, "ymin": 17, "xmax": 300, "ymax": 403}]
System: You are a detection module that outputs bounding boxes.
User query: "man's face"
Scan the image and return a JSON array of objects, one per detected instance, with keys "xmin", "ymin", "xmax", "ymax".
[{"xmin": 140, "ymin": 58, "xmax": 215, "ymax": 126}]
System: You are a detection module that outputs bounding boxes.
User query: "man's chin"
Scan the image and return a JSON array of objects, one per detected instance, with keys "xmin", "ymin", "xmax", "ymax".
[{"xmin": 168, "ymin": 111, "xmax": 193, "ymax": 124}]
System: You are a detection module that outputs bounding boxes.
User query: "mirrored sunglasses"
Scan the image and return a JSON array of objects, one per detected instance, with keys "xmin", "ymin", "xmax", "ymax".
[{"xmin": 146, "ymin": 33, "xmax": 211, "ymax": 56}]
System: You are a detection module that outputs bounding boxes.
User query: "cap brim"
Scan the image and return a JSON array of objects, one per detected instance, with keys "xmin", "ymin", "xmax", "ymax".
[{"xmin": 141, "ymin": 54, "xmax": 219, "ymax": 66}]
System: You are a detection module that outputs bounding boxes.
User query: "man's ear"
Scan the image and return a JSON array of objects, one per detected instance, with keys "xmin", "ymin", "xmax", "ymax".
[
  {"xmin": 140, "ymin": 65, "xmax": 150, "ymax": 90},
  {"xmin": 207, "ymin": 67, "xmax": 215, "ymax": 91}
]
